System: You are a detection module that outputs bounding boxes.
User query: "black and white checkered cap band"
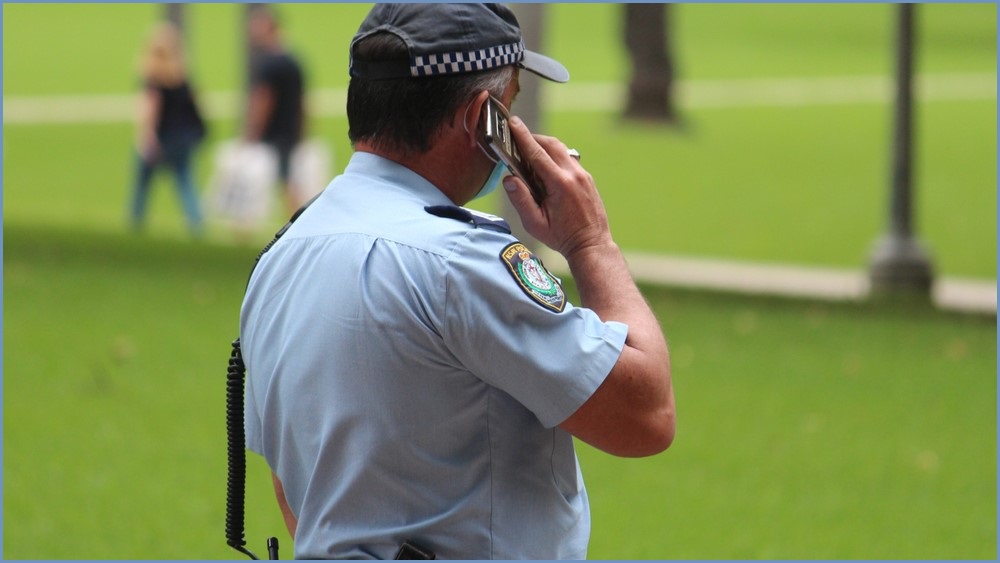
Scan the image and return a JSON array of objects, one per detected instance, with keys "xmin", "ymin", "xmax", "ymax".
[{"xmin": 411, "ymin": 42, "xmax": 524, "ymax": 77}]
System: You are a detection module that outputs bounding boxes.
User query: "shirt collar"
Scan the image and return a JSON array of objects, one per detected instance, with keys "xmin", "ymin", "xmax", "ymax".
[{"xmin": 344, "ymin": 151, "xmax": 454, "ymax": 207}]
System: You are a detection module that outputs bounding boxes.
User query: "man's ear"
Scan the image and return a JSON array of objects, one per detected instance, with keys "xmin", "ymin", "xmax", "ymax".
[{"xmin": 460, "ymin": 90, "xmax": 492, "ymax": 148}]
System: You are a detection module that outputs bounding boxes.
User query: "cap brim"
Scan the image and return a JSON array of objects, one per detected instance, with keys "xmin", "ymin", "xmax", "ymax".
[{"xmin": 520, "ymin": 50, "xmax": 570, "ymax": 83}]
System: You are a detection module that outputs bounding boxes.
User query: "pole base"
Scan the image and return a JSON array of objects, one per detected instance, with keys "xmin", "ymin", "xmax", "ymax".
[{"xmin": 868, "ymin": 233, "xmax": 934, "ymax": 296}]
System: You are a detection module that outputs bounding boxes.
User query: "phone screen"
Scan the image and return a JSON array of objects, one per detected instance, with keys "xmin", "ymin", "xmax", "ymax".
[{"xmin": 481, "ymin": 96, "xmax": 547, "ymax": 204}]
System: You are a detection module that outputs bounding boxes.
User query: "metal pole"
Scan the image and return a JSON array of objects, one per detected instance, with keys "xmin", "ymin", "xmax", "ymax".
[
  {"xmin": 890, "ymin": 3, "xmax": 916, "ymax": 239},
  {"xmin": 868, "ymin": 3, "xmax": 934, "ymax": 297}
]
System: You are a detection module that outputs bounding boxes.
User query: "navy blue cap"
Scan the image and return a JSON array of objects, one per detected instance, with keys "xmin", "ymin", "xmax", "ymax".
[{"xmin": 350, "ymin": 3, "xmax": 569, "ymax": 83}]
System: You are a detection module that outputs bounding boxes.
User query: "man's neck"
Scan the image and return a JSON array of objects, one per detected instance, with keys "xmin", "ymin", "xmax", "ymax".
[{"xmin": 354, "ymin": 137, "xmax": 481, "ymax": 206}]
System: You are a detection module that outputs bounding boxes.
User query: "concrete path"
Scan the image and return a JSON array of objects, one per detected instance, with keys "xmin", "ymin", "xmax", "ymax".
[
  {"xmin": 6, "ymin": 73, "xmax": 994, "ymax": 316},
  {"xmin": 5, "ymin": 72, "xmax": 995, "ymax": 124},
  {"xmin": 537, "ymin": 249, "xmax": 997, "ymax": 316}
]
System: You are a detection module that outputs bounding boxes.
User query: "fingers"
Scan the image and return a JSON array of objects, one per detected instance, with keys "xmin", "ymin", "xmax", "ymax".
[
  {"xmin": 506, "ymin": 115, "xmax": 589, "ymax": 216},
  {"xmin": 506, "ymin": 115, "xmax": 545, "ymax": 164},
  {"xmin": 506, "ymin": 116, "xmax": 578, "ymax": 182},
  {"xmin": 503, "ymin": 114, "xmax": 610, "ymax": 255},
  {"xmin": 502, "ymin": 174, "xmax": 546, "ymax": 234},
  {"xmin": 501, "ymin": 117, "xmax": 548, "ymax": 233}
]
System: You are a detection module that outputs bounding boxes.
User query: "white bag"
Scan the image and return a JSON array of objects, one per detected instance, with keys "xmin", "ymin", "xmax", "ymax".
[
  {"xmin": 289, "ymin": 139, "xmax": 333, "ymax": 206},
  {"xmin": 207, "ymin": 140, "xmax": 278, "ymax": 230}
]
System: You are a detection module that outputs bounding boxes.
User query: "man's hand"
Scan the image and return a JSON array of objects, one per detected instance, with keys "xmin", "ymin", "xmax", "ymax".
[{"xmin": 501, "ymin": 116, "xmax": 614, "ymax": 260}]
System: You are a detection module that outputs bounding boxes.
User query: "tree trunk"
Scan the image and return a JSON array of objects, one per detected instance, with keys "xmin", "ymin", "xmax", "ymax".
[{"xmin": 623, "ymin": 3, "xmax": 679, "ymax": 124}]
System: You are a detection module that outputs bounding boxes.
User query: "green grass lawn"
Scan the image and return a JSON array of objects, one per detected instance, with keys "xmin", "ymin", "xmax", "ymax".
[
  {"xmin": 581, "ymin": 288, "xmax": 996, "ymax": 559},
  {"xmin": 3, "ymin": 225, "xmax": 995, "ymax": 559},
  {"xmin": 3, "ymin": 3, "xmax": 996, "ymax": 560},
  {"xmin": 3, "ymin": 3, "xmax": 994, "ymax": 276},
  {"xmin": 546, "ymin": 98, "xmax": 997, "ymax": 278}
]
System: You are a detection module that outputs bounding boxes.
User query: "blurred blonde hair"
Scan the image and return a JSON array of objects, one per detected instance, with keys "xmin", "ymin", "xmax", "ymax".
[{"xmin": 140, "ymin": 22, "xmax": 187, "ymax": 87}]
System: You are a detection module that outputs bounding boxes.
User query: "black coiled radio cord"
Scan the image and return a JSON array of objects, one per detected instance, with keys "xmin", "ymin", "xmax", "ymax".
[
  {"xmin": 226, "ymin": 338, "xmax": 267, "ymax": 559},
  {"xmin": 224, "ymin": 193, "xmax": 321, "ymax": 560}
]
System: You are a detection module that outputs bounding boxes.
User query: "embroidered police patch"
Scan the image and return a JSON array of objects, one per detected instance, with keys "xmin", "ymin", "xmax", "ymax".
[{"xmin": 500, "ymin": 243, "xmax": 566, "ymax": 312}]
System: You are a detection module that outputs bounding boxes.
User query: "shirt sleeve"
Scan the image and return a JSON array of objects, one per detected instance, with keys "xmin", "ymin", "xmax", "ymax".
[{"xmin": 441, "ymin": 232, "xmax": 628, "ymax": 428}]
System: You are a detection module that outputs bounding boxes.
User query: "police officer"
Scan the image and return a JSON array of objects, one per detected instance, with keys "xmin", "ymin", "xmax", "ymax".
[{"xmin": 241, "ymin": 4, "xmax": 675, "ymax": 559}]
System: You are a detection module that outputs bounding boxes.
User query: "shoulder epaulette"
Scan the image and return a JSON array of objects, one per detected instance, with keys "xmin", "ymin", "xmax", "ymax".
[{"xmin": 424, "ymin": 205, "xmax": 512, "ymax": 234}]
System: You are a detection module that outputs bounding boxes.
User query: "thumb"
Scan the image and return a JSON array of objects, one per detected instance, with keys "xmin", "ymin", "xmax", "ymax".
[{"xmin": 502, "ymin": 175, "xmax": 547, "ymax": 235}]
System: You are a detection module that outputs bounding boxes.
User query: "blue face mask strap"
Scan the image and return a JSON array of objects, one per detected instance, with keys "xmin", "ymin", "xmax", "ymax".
[
  {"xmin": 473, "ymin": 160, "xmax": 509, "ymax": 200},
  {"xmin": 462, "ymin": 98, "xmax": 511, "ymax": 200}
]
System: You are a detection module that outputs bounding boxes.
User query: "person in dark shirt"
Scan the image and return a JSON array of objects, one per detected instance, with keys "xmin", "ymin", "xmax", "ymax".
[
  {"xmin": 244, "ymin": 7, "xmax": 307, "ymax": 216},
  {"xmin": 129, "ymin": 21, "xmax": 207, "ymax": 235}
]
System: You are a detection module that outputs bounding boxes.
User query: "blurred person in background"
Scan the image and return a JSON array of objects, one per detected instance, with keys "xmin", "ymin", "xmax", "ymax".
[
  {"xmin": 129, "ymin": 21, "xmax": 207, "ymax": 236},
  {"xmin": 244, "ymin": 6, "xmax": 307, "ymax": 216}
]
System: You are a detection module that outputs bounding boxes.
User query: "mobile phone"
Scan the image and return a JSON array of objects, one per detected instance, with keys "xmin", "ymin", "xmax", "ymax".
[{"xmin": 481, "ymin": 95, "xmax": 547, "ymax": 204}]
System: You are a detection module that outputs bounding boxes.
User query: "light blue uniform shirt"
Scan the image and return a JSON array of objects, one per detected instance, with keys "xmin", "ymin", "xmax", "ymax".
[{"xmin": 241, "ymin": 152, "xmax": 628, "ymax": 559}]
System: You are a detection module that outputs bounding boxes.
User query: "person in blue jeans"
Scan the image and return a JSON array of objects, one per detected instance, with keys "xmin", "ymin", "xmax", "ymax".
[{"xmin": 129, "ymin": 21, "xmax": 206, "ymax": 235}]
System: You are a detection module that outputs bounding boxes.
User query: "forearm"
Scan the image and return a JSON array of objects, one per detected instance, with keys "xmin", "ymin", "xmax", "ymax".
[
  {"xmin": 565, "ymin": 241, "xmax": 663, "ymax": 349},
  {"xmin": 271, "ymin": 472, "xmax": 297, "ymax": 539},
  {"xmin": 135, "ymin": 88, "xmax": 160, "ymax": 153},
  {"xmin": 563, "ymin": 240, "xmax": 674, "ymax": 455}
]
